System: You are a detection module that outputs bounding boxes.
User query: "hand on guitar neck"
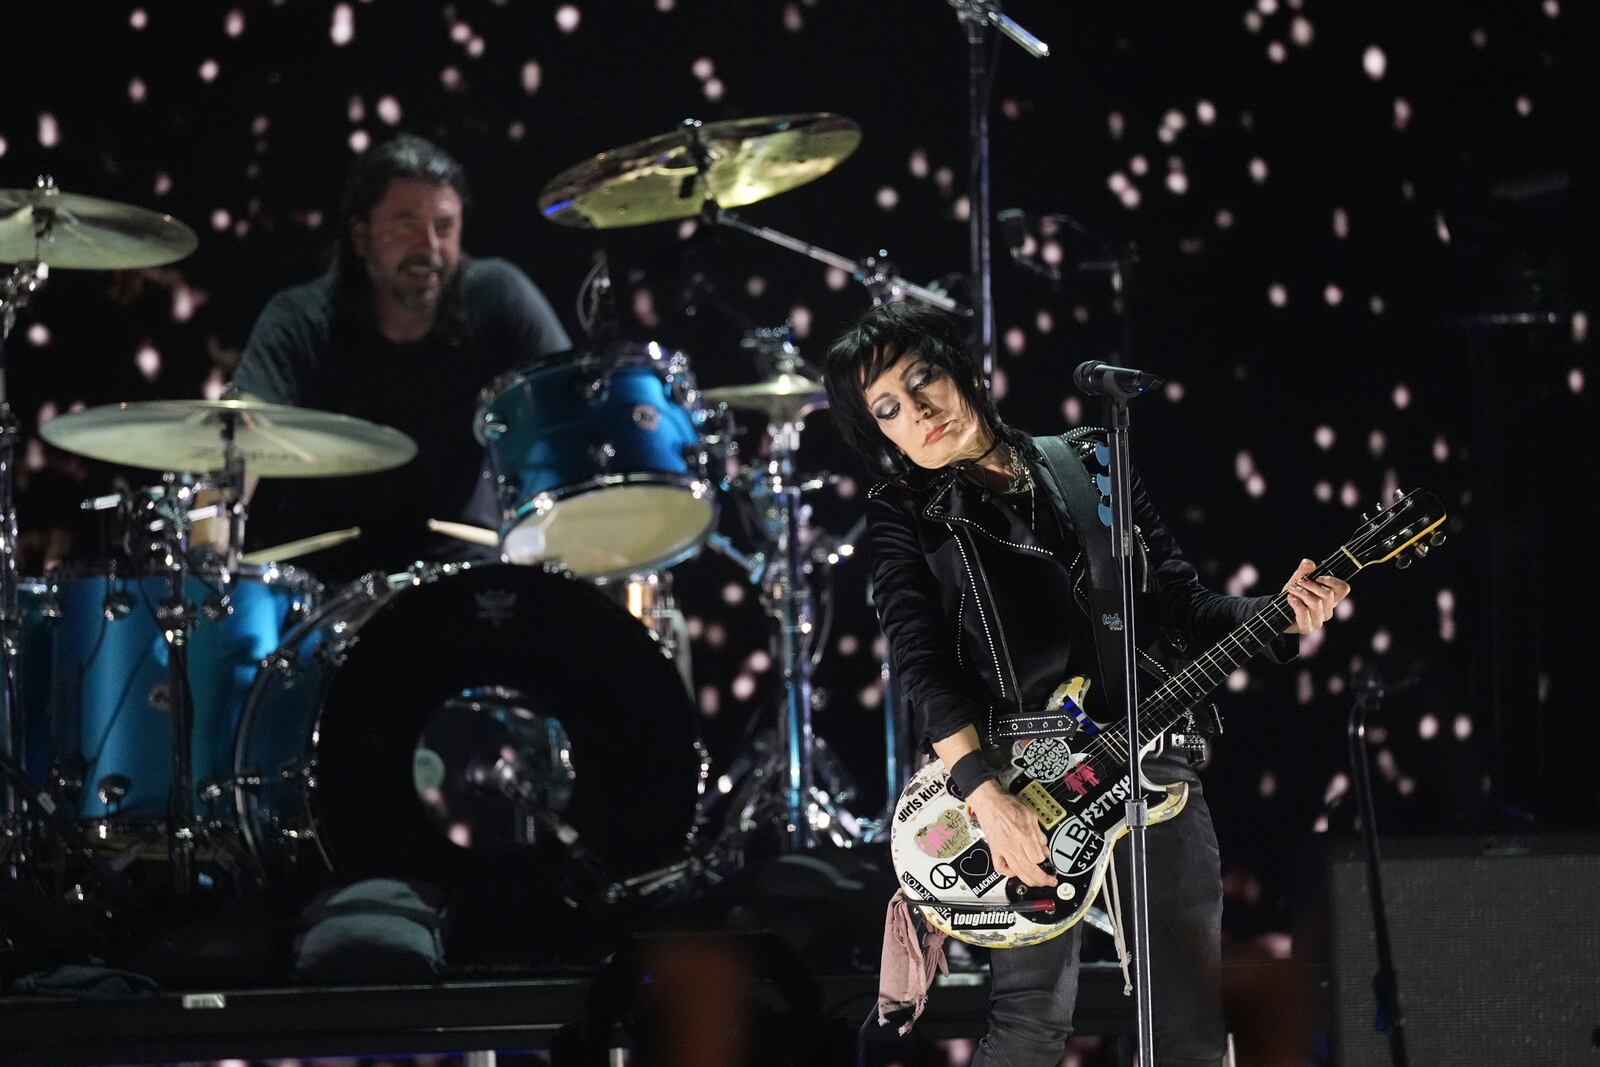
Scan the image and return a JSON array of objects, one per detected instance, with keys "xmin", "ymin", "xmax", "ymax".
[
  {"xmin": 932, "ymin": 726, "xmax": 1057, "ymax": 888},
  {"xmin": 1280, "ymin": 557, "xmax": 1350, "ymax": 634}
]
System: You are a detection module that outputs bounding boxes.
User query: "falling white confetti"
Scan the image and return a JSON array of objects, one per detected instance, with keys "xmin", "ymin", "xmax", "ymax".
[
  {"xmin": 135, "ymin": 345, "xmax": 161, "ymax": 382},
  {"xmin": 1249, "ymin": 157, "xmax": 1268, "ymax": 183},
  {"xmin": 225, "ymin": 9, "xmax": 244, "ymax": 37},
  {"xmin": 377, "ymin": 96, "xmax": 401, "ymax": 125},
  {"xmin": 128, "ymin": 78, "xmax": 146, "ymax": 103},
  {"xmin": 1332, "ymin": 207, "xmax": 1349, "ymax": 238},
  {"xmin": 38, "ymin": 113, "xmax": 59, "ymax": 147},
  {"xmin": 349, "ymin": 130, "xmax": 370, "ymax": 153},
  {"xmin": 1324, "ymin": 284, "xmax": 1343, "ymax": 306},
  {"xmin": 330, "ymin": 4, "xmax": 354, "ymax": 45},
  {"xmin": 521, "ymin": 61, "xmax": 542, "ymax": 93},
  {"xmin": 876, "ymin": 186, "xmax": 899, "ymax": 210},
  {"xmin": 1363, "ymin": 45, "xmax": 1387, "ymax": 80},
  {"xmin": 199, "ymin": 59, "xmax": 220, "ymax": 82},
  {"xmin": 555, "ymin": 5, "xmax": 580, "ymax": 33},
  {"xmin": 1268, "ymin": 283, "xmax": 1287, "ymax": 307}
]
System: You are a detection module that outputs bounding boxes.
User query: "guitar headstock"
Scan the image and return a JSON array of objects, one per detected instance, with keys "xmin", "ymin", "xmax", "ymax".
[{"xmin": 1342, "ymin": 487, "xmax": 1448, "ymax": 572}]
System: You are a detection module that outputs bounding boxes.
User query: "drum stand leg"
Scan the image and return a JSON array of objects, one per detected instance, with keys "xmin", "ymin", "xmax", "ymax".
[
  {"xmin": 0, "ymin": 262, "xmax": 45, "ymax": 883},
  {"xmin": 766, "ymin": 421, "xmax": 816, "ymax": 851}
]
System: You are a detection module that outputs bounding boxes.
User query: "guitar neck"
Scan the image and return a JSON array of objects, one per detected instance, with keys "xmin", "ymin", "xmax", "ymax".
[{"xmin": 1135, "ymin": 552, "xmax": 1363, "ymax": 746}]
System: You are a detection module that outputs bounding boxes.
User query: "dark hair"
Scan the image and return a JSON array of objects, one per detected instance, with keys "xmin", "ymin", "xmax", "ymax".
[{"xmin": 823, "ymin": 303, "xmax": 1013, "ymax": 474}]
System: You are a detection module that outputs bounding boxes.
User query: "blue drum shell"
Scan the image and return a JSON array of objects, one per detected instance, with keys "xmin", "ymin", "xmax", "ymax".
[
  {"xmin": 480, "ymin": 356, "xmax": 702, "ymax": 506},
  {"xmin": 44, "ymin": 567, "xmax": 315, "ymax": 823}
]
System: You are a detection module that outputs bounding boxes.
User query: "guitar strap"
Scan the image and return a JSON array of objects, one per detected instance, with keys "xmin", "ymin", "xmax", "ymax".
[{"xmin": 1031, "ymin": 431, "xmax": 1134, "ymax": 725}]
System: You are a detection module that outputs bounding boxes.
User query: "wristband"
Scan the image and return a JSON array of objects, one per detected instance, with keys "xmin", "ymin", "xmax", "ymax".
[{"xmin": 947, "ymin": 750, "xmax": 998, "ymax": 800}]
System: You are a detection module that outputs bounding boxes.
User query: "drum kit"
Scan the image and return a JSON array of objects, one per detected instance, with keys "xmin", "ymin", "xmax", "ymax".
[{"xmin": 0, "ymin": 113, "xmax": 953, "ymax": 934}]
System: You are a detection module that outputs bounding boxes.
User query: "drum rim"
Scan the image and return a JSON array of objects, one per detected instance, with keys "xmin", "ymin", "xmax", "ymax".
[
  {"xmin": 474, "ymin": 340, "xmax": 699, "ymax": 445},
  {"xmin": 500, "ymin": 473, "xmax": 717, "ymax": 580},
  {"xmin": 44, "ymin": 557, "xmax": 322, "ymax": 594}
]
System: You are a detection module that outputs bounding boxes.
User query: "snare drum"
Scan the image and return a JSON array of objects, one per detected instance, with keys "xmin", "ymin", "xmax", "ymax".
[
  {"xmin": 37, "ymin": 561, "xmax": 318, "ymax": 824},
  {"xmin": 475, "ymin": 342, "xmax": 715, "ymax": 579}
]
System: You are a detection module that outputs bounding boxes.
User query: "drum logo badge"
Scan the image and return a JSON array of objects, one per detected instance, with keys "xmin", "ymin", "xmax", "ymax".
[{"xmin": 475, "ymin": 589, "xmax": 518, "ymax": 626}]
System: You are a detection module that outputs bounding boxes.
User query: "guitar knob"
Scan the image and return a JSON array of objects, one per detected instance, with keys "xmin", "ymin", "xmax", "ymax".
[{"xmin": 1055, "ymin": 882, "xmax": 1076, "ymax": 901}]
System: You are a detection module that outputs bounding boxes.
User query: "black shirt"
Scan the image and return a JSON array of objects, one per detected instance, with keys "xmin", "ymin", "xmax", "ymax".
[{"xmin": 231, "ymin": 257, "xmax": 571, "ymax": 581}]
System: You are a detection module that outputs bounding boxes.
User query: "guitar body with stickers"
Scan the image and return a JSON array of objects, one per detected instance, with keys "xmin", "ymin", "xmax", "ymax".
[{"xmin": 888, "ymin": 488, "xmax": 1447, "ymax": 948}]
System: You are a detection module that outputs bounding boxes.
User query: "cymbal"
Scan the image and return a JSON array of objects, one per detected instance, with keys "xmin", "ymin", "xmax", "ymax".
[
  {"xmin": 702, "ymin": 371, "xmax": 829, "ymax": 422},
  {"xmin": 0, "ymin": 185, "xmax": 198, "ymax": 270},
  {"xmin": 539, "ymin": 113, "xmax": 862, "ymax": 229},
  {"xmin": 40, "ymin": 399, "xmax": 418, "ymax": 477}
]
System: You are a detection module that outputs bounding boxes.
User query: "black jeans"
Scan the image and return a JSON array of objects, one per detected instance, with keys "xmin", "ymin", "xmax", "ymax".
[{"xmin": 970, "ymin": 766, "xmax": 1226, "ymax": 1067}]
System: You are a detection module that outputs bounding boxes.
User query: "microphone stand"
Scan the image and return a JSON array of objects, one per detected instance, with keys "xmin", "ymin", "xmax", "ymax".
[
  {"xmin": 1346, "ymin": 673, "xmax": 1409, "ymax": 1066},
  {"xmin": 946, "ymin": 0, "xmax": 1049, "ymax": 384},
  {"xmin": 1092, "ymin": 240, "xmax": 1155, "ymax": 1064}
]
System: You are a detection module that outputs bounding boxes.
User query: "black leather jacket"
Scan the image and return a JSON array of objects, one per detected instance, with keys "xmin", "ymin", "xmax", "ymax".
[{"xmin": 867, "ymin": 433, "xmax": 1292, "ymax": 747}]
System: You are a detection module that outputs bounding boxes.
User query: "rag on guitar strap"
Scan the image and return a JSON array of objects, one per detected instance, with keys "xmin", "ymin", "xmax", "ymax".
[{"xmin": 1030, "ymin": 431, "xmax": 1134, "ymax": 728}]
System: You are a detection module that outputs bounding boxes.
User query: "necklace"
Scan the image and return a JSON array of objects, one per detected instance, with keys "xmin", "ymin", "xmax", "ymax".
[{"xmin": 1000, "ymin": 442, "xmax": 1034, "ymax": 496}]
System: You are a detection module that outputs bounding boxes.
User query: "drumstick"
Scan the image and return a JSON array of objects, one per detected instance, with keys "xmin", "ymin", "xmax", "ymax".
[
  {"xmin": 240, "ymin": 527, "xmax": 362, "ymax": 565},
  {"xmin": 427, "ymin": 518, "xmax": 500, "ymax": 547}
]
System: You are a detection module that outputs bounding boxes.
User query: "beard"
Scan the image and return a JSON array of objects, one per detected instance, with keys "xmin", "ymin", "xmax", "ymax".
[{"xmin": 374, "ymin": 256, "xmax": 455, "ymax": 314}]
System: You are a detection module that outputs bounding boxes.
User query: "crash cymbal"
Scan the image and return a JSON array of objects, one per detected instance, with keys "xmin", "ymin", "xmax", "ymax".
[
  {"xmin": 539, "ymin": 113, "xmax": 861, "ymax": 229},
  {"xmin": 40, "ymin": 399, "xmax": 417, "ymax": 477},
  {"xmin": 0, "ymin": 183, "xmax": 198, "ymax": 270},
  {"xmin": 702, "ymin": 371, "xmax": 829, "ymax": 421}
]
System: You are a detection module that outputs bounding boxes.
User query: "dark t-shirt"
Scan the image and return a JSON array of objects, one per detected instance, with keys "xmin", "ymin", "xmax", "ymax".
[{"xmin": 231, "ymin": 256, "xmax": 571, "ymax": 582}]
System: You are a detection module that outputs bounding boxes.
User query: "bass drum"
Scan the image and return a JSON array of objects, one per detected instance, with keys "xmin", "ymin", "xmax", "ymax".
[{"xmin": 234, "ymin": 563, "xmax": 705, "ymax": 890}]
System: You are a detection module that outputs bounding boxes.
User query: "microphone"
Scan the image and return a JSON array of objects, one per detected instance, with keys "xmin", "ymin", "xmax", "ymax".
[{"xmin": 1073, "ymin": 360, "xmax": 1166, "ymax": 400}]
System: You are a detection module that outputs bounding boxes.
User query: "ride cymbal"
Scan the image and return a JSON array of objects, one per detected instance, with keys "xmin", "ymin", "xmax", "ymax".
[
  {"xmin": 538, "ymin": 113, "xmax": 861, "ymax": 229},
  {"xmin": 41, "ymin": 399, "xmax": 418, "ymax": 477}
]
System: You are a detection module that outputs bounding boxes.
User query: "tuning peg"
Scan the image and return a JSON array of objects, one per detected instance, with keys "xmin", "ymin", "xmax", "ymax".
[
  {"xmin": 1429, "ymin": 532, "xmax": 1447, "ymax": 547},
  {"xmin": 1395, "ymin": 553, "xmax": 1413, "ymax": 570},
  {"xmin": 1414, "ymin": 543, "xmax": 1429, "ymax": 558},
  {"xmin": 1393, "ymin": 487, "xmax": 1406, "ymax": 501}
]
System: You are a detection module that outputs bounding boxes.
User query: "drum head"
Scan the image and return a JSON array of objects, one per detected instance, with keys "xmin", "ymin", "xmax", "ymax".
[
  {"xmin": 503, "ymin": 482, "xmax": 714, "ymax": 578},
  {"xmin": 308, "ymin": 565, "xmax": 702, "ymax": 886}
]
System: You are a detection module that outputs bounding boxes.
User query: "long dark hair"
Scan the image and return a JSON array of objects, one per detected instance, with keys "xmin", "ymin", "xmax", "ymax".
[
  {"xmin": 331, "ymin": 133, "xmax": 473, "ymax": 343},
  {"xmin": 823, "ymin": 303, "xmax": 1015, "ymax": 475}
]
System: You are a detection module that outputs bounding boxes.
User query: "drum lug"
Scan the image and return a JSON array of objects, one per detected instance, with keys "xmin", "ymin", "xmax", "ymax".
[
  {"xmin": 588, "ymin": 442, "xmax": 616, "ymax": 471},
  {"xmin": 574, "ymin": 374, "xmax": 609, "ymax": 404},
  {"xmin": 264, "ymin": 650, "xmax": 298, "ymax": 680},
  {"xmin": 479, "ymin": 413, "xmax": 508, "ymax": 442},
  {"xmin": 315, "ymin": 636, "xmax": 353, "ymax": 668},
  {"xmin": 101, "ymin": 590, "xmax": 133, "ymax": 621}
]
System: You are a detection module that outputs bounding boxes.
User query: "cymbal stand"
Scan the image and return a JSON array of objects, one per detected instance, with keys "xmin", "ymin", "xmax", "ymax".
[
  {"xmin": 153, "ymin": 473, "xmax": 201, "ymax": 895},
  {"xmin": 700, "ymin": 202, "xmax": 962, "ymax": 314},
  {"xmin": 0, "ymin": 256, "xmax": 45, "ymax": 880},
  {"xmin": 765, "ymin": 415, "xmax": 818, "ymax": 851}
]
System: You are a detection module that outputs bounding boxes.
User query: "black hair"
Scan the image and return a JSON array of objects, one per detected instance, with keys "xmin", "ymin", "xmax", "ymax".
[
  {"xmin": 330, "ymin": 133, "xmax": 473, "ymax": 343},
  {"xmin": 822, "ymin": 302, "xmax": 1015, "ymax": 475}
]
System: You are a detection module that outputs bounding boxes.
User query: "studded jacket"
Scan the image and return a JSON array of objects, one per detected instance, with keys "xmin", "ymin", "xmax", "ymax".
[{"xmin": 867, "ymin": 433, "xmax": 1293, "ymax": 748}]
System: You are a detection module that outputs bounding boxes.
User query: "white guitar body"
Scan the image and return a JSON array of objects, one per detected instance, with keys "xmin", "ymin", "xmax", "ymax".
[{"xmin": 889, "ymin": 681, "xmax": 1188, "ymax": 949}]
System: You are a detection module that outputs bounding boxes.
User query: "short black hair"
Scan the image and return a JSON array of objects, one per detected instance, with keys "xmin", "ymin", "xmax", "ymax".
[
  {"xmin": 822, "ymin": 303, "xmax": 1011, "ymax": 474},
  {"xmin": 333, "ymin": 133, "xmax": 471, "ymax": 284}
]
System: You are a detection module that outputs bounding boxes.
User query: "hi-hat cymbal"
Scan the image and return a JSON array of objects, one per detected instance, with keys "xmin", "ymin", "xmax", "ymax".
[
  {"xmin": 539, "ymin": 113, "xmax": 861, "ymax": 229},
  {"xmin": 0, "ymin": 185, "xmax": 198, "ymax": 270},
  {"xmin": 702, "ymin": 372, "xmax": 829, "ymax": 422},
  {"xmin": 40, "ymin": 399, "xmax": 417, "ymax": 477}
]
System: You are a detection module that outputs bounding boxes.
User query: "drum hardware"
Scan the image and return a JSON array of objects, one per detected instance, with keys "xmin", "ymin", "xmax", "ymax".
[
  {"xmin": 3, "ymin": 179, "xmax": 199, "ymax": 886},
  {"xmin": 700, "ymin": 201, "xmax": 963, "ymax": 314}
]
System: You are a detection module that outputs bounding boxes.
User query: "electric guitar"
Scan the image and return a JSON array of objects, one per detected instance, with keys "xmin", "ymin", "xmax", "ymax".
[{"xmin": 889, "ymin": 488, "xmax": 1447, "ymax": 948}]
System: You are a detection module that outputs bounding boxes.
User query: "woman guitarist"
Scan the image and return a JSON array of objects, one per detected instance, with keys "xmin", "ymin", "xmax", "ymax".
[{"xmin": 823, "ymin": 304, "xmax": 1348, "ymax": 1067}]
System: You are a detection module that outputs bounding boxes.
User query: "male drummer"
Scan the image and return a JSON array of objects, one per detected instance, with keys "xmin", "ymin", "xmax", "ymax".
[{"xmin": 231, "ymin": 133, "xmax": 571, "ymax": 581}]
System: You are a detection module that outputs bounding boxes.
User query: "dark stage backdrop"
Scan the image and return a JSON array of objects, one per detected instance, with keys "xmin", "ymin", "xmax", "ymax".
[{"xmin": 2, "ymin": 1, "xmax": 1592, "ymax": 948}]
